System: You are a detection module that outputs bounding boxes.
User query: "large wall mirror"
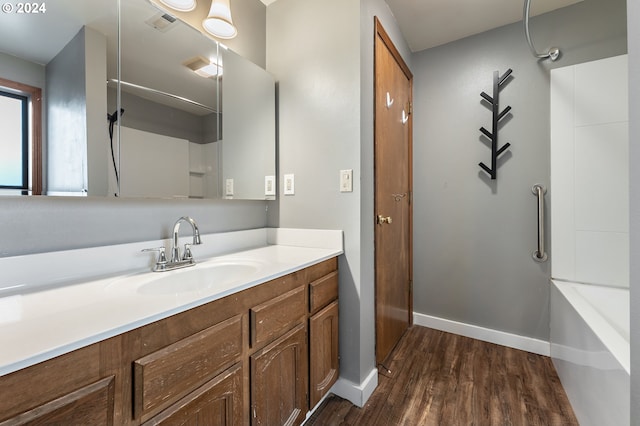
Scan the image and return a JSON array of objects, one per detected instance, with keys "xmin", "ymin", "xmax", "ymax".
[{"xmin": 0, "ymin": 0, "xmax": 276, "ymax": 200}]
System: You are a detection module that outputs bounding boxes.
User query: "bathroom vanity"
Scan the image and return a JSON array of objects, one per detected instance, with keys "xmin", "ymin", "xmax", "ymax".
[{"xmin": 0, "ymin": 228, "xmax": 342, "ymax": 425}]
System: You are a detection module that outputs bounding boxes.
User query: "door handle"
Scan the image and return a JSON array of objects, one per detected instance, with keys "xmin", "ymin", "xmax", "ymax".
[{"xmin": 377, "ymin": 215, "xmax": 393, "ymax": 225}]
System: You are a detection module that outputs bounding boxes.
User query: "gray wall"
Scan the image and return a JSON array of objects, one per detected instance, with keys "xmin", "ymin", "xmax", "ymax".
[
  {"xmin": 108, "ymin": 88, "xmax": 218, "ymax": 144},
  {"xmin": 628, "ymin": 0, "xmax": 640, "ymax": 420},
  {"xmin": 85, "ymin": 27, "xmax": 109, "ymax": 197},
  {"xmin": 46, "ymin": 28, "xmax": 88, "ymax": 194},
  {"xmin": 0, "ymin": 197, "xmax": 267, "ymax": 257},
  {"xmin": 266, "ymin": 0, "xmax": 411, "ymax": 385},
  {"xmin": 46, "ymin": 27, "xmax": 109, "ymax": 196},
  {"xmin": 412, "ymin": 0, "xmax": 627, "ymax": 340},
  {"xmin": 221, "ymin": 48, "xmax": 275, "ymax": 200},
  {"xmin": 0, "ymin": 52, "xmax": 45, "ymax": 87},
  {"xmin": 266, "ymin": 0, "xmax": 362, "ymax": 384}
]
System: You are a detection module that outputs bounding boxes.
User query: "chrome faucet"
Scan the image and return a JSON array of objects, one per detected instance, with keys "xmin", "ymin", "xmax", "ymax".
[
  {"xmin": 171, "ymin": 216, "xmax": 202, "ymax": 263},
  {"xmin": 142, "ymin": 216, "xmax": 202, "ymax": 272}
]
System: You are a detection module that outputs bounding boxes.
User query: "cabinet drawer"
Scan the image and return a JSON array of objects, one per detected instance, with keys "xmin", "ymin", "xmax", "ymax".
[
  {"xmin": 306, "ymin": 258, "xmax": 338, "ymax": 283},
  {"xmin": 250, "ymin": 286, "xmax": 305, "ymax": 347},
  {"xmin": 309, "ymin": 271, "xmax": 338, "ymax": 314},
  {"xmin": 134, "ymin": 314, "xmax": 243, "ymax": 419}
]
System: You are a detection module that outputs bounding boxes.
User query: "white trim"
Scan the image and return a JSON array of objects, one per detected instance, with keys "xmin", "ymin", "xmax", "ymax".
[
  {"xmin": 329, "ymin": 367, "xmax": 378, "ymax": 408},
  {"xmin": 413, "ymin": 312, "xmax": 550, "ymax": 356}
]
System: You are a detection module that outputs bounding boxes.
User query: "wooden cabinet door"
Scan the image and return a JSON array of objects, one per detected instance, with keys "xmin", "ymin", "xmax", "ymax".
[
  {"xmin": 309, "ymin": 300, "xmax": 339, "ymax": 408},
  {"xmin": 143, "ymin": 363, "xmax": 243, "ymax": 426},
  {"xmin": 0, "ymin": 376, "xmax": 115, "ymax": 426},
  {"xmin": 250, "ymin": 324, "xmax": 307, "ymax": 426}
]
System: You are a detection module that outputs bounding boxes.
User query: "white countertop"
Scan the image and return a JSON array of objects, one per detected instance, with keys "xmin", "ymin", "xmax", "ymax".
[{"xmin": 0, "ymin": 228, "xmax": 343, "ymax": 376}]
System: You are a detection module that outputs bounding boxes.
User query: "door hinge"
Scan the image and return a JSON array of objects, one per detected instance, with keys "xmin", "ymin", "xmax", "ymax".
[{"xmin": 407, "ymin": 101, "xmax": 413, "ymax": 115}]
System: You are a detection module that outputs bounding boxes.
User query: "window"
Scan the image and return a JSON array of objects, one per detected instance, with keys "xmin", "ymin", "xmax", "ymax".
[
  {"xmin": 0, "ymin": 90, "xmax": 28, "ymax": 191},
  {"xmin": 0, "ymin": 78, "xmax": 42, "ymax": 195}
]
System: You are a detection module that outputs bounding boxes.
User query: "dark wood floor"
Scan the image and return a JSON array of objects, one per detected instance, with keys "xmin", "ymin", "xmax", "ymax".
[{"xmin": 307, "ymin": 326, "xmax": 577, "ymax": 426}]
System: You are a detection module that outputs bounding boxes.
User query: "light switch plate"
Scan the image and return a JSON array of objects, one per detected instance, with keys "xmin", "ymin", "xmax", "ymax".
[
  {"xmin": 284, "ymin": 174, "xmax": 295, "ymax": 195},
  {"xmin": 225, "ymin": 178, "xmax": 234, "ymax": 196},
  {"xmin": 340, "ymin": 169, "xmax": 353, "ymax": 192},
  {"xmin": 265, "ymin": 175, "xmax": 276, "ymax": 196}
]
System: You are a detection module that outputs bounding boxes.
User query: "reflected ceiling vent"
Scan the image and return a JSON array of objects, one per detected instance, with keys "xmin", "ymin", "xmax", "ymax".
[{"xmin": 145, "ymin": 12, "xmax": 178, "ymax": 32}]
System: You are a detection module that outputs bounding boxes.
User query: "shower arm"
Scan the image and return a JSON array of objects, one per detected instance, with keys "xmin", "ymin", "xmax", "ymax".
[{"xmin": 523, "ymin": 0, "xmax": 560, "ymax": 61}]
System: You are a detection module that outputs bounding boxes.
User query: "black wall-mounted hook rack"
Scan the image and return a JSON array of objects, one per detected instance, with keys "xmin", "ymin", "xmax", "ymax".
[{"xmin": 479, "ymin": 68, "xmax": 513, "ymax": 180}]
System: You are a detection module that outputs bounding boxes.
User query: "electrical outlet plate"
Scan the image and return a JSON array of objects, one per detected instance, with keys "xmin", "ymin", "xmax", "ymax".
[
  {"xmin": 340, "ymin": 169, "xmax": 353, "ymax": 192},
  {"xmin": 284, "ymin": 174, "xmax": 295, "ymax": 195},
  {"xmin": 225, "ymin": 178, "xmax": 234, "ymax": 196},
  {"xmin": 265, "ymin": 176, "xmax": 276, "ymax": 196}
]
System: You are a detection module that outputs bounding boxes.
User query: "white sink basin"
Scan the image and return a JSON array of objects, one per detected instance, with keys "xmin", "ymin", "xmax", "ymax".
[{"xmin": 106, "ymin": 259, "xmax": 264, "ymax": 296}]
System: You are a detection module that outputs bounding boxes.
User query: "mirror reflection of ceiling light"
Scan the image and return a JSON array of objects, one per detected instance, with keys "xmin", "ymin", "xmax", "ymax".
[
  {"xmin": 203, "ymin": 0, "xmax": 238, "ymax": 39},
  {"xmin": 184, "ymin": 56, "xmax": 222, "ymax": 78},
  {"xmin": 195, "ymin": 62, "xmax": 221, "ymax": 78},
  {"xmin": 158, "ymin": 0, "xmax": 197, "ymax": 12}
]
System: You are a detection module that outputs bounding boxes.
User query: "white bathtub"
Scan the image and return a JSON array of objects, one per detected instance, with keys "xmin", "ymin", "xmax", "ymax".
[{"xmin": 550, "ymin": 279, "xmax": 630, "ymax": 426}]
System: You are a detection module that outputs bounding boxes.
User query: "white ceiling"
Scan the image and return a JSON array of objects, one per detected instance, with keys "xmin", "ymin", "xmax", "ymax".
[{"xmin": 260, "ymin": 0, "xmax": 582, "ymax": 52}]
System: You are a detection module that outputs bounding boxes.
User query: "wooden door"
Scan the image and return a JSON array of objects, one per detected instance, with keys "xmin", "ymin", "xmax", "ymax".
[
  {"xmin": 250, "ymin": 324, "xmax": 307, "ymax": 426},
  {"xmin": 374, "ymin": 17, "xmax": 413, "ymax": 365}
]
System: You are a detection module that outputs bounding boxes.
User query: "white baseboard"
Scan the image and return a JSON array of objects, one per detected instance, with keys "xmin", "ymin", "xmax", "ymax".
[
  {"xmin": 413, "ymin": 312, "xmax": 550, "ymax": 356},
  {"xmin": 329, "ymin": 367, "xmax": 378, "ymax": 408}
]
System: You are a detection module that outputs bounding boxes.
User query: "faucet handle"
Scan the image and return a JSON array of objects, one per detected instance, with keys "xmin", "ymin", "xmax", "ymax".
[
  {"xmin": 183, "ymin": 243, "xmax": 193, "ymax": 261},
  {"xmin": 142, "ymin": 247, "xmax": 168, "ymax": 265}
]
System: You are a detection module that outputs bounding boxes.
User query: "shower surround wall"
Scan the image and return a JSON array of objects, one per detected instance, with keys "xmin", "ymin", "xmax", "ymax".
[
  {"xmin": 549, "ymin": 54, "xmax": 630, "ymax": 426},
  {"xmin": 412, "ymin": 0, "xmax": 627, "ymax": 343},
  {"xmin": 628, "ymin": 0, "xmax": 640, "ymax": 419},
  {"xmin": 551, "ymin": 54, "xmax": 629, "ymax": 288}
]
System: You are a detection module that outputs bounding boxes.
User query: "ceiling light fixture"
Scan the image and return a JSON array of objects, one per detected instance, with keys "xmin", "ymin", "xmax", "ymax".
[
  {"xmin": 157, "ymin": 0, "xmax": 197, "ymax": 12},
  {"xmin": 202, "ymin": 0, "xmax": 238, "ymax": 39}
]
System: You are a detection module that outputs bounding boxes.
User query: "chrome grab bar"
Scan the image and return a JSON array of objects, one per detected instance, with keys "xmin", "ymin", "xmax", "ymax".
[{"xmin": 532, "ymin": 184, "xmax": 548, "ymax": 262}]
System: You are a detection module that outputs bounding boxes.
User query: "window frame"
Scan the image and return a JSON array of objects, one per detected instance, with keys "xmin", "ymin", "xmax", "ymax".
[
  {"xmin": 0, "ymin": 77, "xmax": 42, "ymax": 195},
  {"xmin": 0, "ymin": 90, "xmax": 28, "ymax": 191}
]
